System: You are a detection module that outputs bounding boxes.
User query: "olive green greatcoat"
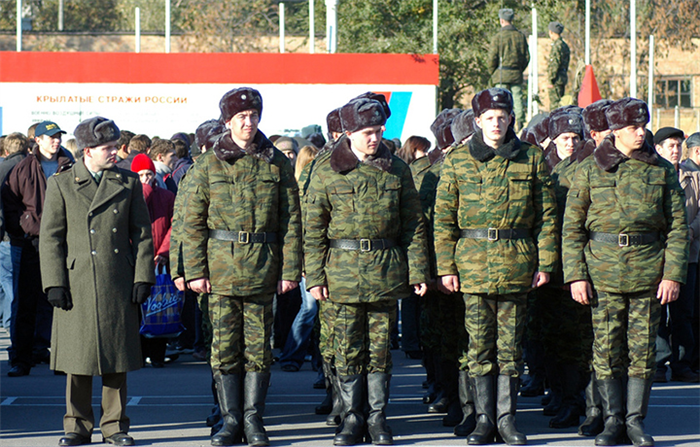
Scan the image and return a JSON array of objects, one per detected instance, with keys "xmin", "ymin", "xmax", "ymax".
[
  {"xmin": 488, "ymin": 24, "xmax": 531, "ymax": 86},
  {"xmin": 562, "ymin": 136, "xmax": 689, "ymax": 292},
  {"xmin": 182, "ymin": 131, "xmax": 302, "ymax": 298},
  {"xmin": 40, "ymin": 161, "xmax": 155, "ymax": 376},
  {"xmin": 304, "ymin": 139, "xmax": 430, "ymax": 303},
  {"xmin": 433, "ymin": 130, "xmax": 559, "ymax": 295}
]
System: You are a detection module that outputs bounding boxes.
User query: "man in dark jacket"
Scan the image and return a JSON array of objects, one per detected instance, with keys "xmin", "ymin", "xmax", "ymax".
[
  {"xmin": 2, "ymin": 121, "xmax": 73, "ymax": 377},
  {"xmin": 40, "ymin": 117, "xmax": 155, "ymax": 447},
  {"xmin": 488, "ymin": 8, "xmax": 530, "ymax": 131}
]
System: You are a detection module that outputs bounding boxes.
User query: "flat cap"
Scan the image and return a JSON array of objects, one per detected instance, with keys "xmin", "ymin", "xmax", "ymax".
[
  {"xmin": 653, "ymin": 127, "xmax": 685, "ymax": 145},
  {"xmin": 686, "ymin": 132, "xmax": 700, "ymax": 149},
  {"xmin": 548, "ymin": 21, "xmax": 564, "ymax": 34},
  {"xmin": 499, "ymin": 8, "xmax": 514, "ymax": 22},
  {"xmin": 74, "ymin": 117, "xmax": 120, "ymax": 151},
  {"xmin": 605, "ymin": 98, "xmax": 649, "ymax": 130},
  {"xmin": 219, "ymin": 87, "xmax": 263, "ymax": 122},
  {"xmin": 472, "ymin": 88, "xmax": 513, "ymax": 117}
]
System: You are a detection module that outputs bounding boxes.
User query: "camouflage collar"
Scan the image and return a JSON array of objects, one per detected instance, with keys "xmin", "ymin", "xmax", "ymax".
[
  {"xmin": 212, "ymin": 130, "xmax": 275, "ymax": 164},
  {"xmin": 468, "ymin": 129, "xmax": 521, "ymax": 162},
  {"xmin": 330, "ymin": 137, "xmax": 393, "ymax": 173},
  {"xmin": 594, "ymin": 135, "xmax": 659, "ymax": 172}
]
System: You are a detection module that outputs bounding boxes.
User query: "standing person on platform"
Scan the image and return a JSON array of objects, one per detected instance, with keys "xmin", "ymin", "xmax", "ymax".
[
  {"xmin": 488, "ymin": 8, "xmax": 530, "ymax": 131},
  {"xmin": 182, "ymin": 87, "xmax": 302, "ymax": 447},
  {"xmin": 434, "ymin": 88, "xmax": 558, "ymax": 446},
  {"xmin": 40, "ymin": 117, "xmax": 155, "ymax": 446},
  {"xmin": 304, "ymin": 98, "xmax": 429, "ymax": 446},
  {"xmin": 546, "ymin": 21, "xmax": 570, "ymax": 110},
  {"xmin": 563, "ymin": 98, "xmax": 689, "ymax": 447}
]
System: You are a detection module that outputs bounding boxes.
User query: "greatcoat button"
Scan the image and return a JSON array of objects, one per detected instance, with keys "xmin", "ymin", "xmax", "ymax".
[{"xmin": 91, "ymin": 250, "xmax": 97, "ymax": 256}]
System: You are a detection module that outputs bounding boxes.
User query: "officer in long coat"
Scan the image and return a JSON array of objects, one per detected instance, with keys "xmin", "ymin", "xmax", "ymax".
[
  {"xmin": 563, "ymin": 98, "xmax": 689, "ymax": 446},
  {"xmin": 304, "ymin": 98, "xmax": 429, "ymax": 446},
  {"xmin": 40, "ymin": 117, "xmax": 155, "ymax": 447},
  {"xmin": 434, "ymin": 88, "xmax": 558, "ymax": 446},
  {"xmin": 182, "ymin": 87, "xmax": 302, "ymax": 447}
]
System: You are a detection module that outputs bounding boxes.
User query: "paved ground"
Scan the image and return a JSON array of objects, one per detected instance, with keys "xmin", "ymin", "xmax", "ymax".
[{"xmin": 1, "ymin": 328, "xmax": 699, "ymax": 446}]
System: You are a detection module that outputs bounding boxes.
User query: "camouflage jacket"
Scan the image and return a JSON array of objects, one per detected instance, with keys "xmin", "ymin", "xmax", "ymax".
[
  {"xmin": 304, "ymin": 138, "xmax": 430, "ymax": 303},
  {"xmin": 181, "ymin": 131, "xmax": 302, "ymax": 297},
  {"xmin": 548, "ymin": 155, "xmax": 578, "ymax": 285},
  {"xmin": 547, "ymin": 38, "xmax": 570, "ymax": 85},
  {"xmin": 488, "ymin": 24, "xmax": 530, "ymax": 86},
  {"xmin": 169, "ymin": 166, "xmax": 195, "ymax": 280},
  {"xmin": 410, "ymin": 154, "xmax": 443, "ymax": 279},
  {"xmin": 562, "ymin": 136, "xmax": 689, "ymax": 293},
  {"xmin": 434, "ymin": 129, "xmax": 559, "ymax": 295}
]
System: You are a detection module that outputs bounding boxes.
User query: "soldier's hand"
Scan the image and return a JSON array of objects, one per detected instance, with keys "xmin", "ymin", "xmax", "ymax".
[
  {"xmin": 278, "ymin": 280, "xmax": 299, "ymax": 295},
  {"xmin": 439, "ymin": 275, "xmax": 460, "ymax": 294},
  {"xmin": 47, "ymin": 287, "xmax": 73, "ymax": 311},
  {"xmin": 531, "ymin": 271, "xmax": 550, "ymax": 288},
  {"xmin": 188, "ymin": 278, "xmax": 212, "ymax": 295},
  {"xmin": 174, "ymin": 277, "xmax": 186, "ymax": 292},
  {"xmin": 657, "ymin": 280, "xmax": 681, "ymax": 305},
  {"xmin": 310, "ymin": 286, "xmax": 329, "ymax": 301},
  {"xmin": 132, "ymin": 282, "xmax": 152, "ymax": 304},
  {"xmin": 413, "ymin": 283, "xmax": 428, "ymax": 297},
  {"xmin": 570, "ymin": 280, "xmax": 592, "ymax": 305}
]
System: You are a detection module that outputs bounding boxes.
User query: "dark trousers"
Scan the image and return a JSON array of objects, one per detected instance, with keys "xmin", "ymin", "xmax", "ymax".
[
  {"xmin": 64, "ymin": 373, "xmax": 129, "ymax": 437},
  {"xmin": 400, "ymin": 294, "xmax": 421, "ymax": 353},
  {"xmin": 9, "ymin": 241, "xmax": 52, "ymax": 368},
  {"xmin": 658, "ymin": 262, "xmax": 697, "ymax": 374}
]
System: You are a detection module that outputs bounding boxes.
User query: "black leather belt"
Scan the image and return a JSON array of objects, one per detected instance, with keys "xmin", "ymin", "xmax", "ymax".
[
  {"xmin": 460, "ymin": 228, "xmax": 530, "ymax": 241},
  {"xmin": 589, "ymin": 231, "xmax": 659, "ymax": 247},
  {"xmin": 329, "ymin": 238, "xmax": 397, "ymax": 252},
  {"xmin": 208, "ymin": 229, "xmax": 277, "ymax": 244}
]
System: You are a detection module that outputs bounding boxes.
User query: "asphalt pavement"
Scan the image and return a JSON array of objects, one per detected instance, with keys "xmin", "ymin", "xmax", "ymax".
[{"xmin": 1, "ymin": 328, "xmax": 699, "ymax": 446}]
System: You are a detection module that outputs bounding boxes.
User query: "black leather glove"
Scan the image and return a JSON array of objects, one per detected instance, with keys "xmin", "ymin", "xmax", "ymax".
[
  {"xmin": 132, "ymin": 282, "xmax": 152, "ymax": 304},
  {"xmin": 47, "ymin": 287, "xmax": 73, "ymax": 311}
]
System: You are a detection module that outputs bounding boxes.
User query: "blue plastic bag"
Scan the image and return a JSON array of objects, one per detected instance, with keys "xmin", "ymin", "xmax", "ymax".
[{"xmin": 139, "ymin": 266, "xmax": 185, "ymax": 338}]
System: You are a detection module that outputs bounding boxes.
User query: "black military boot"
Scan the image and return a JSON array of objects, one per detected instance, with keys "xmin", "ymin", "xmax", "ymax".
[
  {"xmin": 366, "ymin": 373, "xmax": 393, "ymax": 445},
  {"xmin": 243, "ymin": 372, "xmax": 270, "ymax": 446},
  {"xmin": 496, "ymin": 375, "xmax": 527, "ymax": 445},
  {"xmin": 422, "ymin": 350, "xmax": 438, "ymax": 404},
  {"xmin": 467, "ymin": 375, "xmax": 496, "ymax": 445},
  {"xmin": 439, "ymin": 360, "xmax": 460, "ymax": 425},
  {"xmin": 327, "ymin": 363, "xmax": 343, "ymax": 426},
  {"xmin": 211, "ymin": 373, "xmax": 243, "ymax": 446},
  {"xmin": 625, "ymin": 377, "xmax": 654, "ymax": 446},
  {"xmin": 316, "ymin": 362, "xmax": 333, "ymax": 415},
  {"xmin": 550, "ymin": 364, "xmax": 582, "ymax": 428},
  {"xmin": 543, "ymin": 360, "xmax": 563, "ymax": 416},
  {"xmin": 427, "ymin": 359, "xmax": 449, "ymax": 413},
  {"xmin": 579, "ymin": 372, "xmax": 604, "ymax": 437},
  {"xmin": 333, "ymin": 374, "xmax": 366, "ymax": 446},
  {"xmin": 595, "ymin": 378, "xmax": 625, "ymax": 446},
  {"xmin": 454, "ymin": 370, "xmax": 476, "ymax": 436}
]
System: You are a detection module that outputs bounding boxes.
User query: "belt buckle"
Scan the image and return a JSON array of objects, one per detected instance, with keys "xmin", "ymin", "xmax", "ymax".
[
  {"xmin": 618, "ymin": 233, "xmax": 629, "ymax": 247},
  {"xmin": 238, "ymin": 231, "xmax": 250, "ymax": 244},
  {"xmin": 360, "ymin": 239, "xmax": 371, "ymax": 252},
  {"xmin": 487, "ymin": 228, "xmax": 499, "ymax": 241}
]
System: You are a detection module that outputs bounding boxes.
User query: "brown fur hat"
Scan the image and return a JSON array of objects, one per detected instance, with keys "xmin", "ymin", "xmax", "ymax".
[
  {"xmin": 195, "ymin": 119, "xmax": 225, "ymax": 150},
  {"xmin": 219, "ymin": 87, "xmax": 263, "ymax": 122},
  {"xmin": 605, "ymin": 98, "xmax": 649, "ymax": 130},
  {"xmin": 74, "ymin": 117, "xmax": 120, "ymax": 151},
  {"xmin": 582, "ymin": 99, "xmax": 614, "ymax": 133},
  {"xmin": 340, "ymin": 99, "xmax": 387, "ymax": 133},
  {"xmin": 472, "ymin": 88, "xmax": 513, "ymax": 117},
  {"xmin": 451, "ymin": 109, "xmax": 477, "ymax": 144},
  {"xmin": 430, "ymin": 108, "xmax": 461, "ymax": 149},
  {"xmin": 351, "ymin": 92, "xmax": 391, "ymax": 118},
  {"xmin": 548, "ymin": 112, "xmax": 584, "ymax": 140},
  {"xmin": 327, "ymin": 108, "xmax": 343, "ymax": 134}
]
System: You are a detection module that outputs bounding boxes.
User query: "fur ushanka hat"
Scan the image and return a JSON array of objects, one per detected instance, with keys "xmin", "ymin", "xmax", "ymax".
[
  {"xmin": 339, "ymin": 99, "xmax": 387, "ymax": 133},
  {"xmin": 605, "ymin": 98, "xmax": 649, "ymax": 130},
  {"xmin": 74, "ymin": 117, "xmax": 121, "ymax": 151},
  {"xmin": 430, "ymin": 108, "xmax": 461, "ymax": 150},
  {"xmin": 219, "ymin": 87, "xmax": 263, "ymax": 122},
  {"xmin": 451, "ymin": 109, "xmax": 477, "ymax": 144},
  {"xmin": 472, "ymin": 88, "xmax": 513, "ymax": 117},
  {"xmin": 582, "ymin": 99, "xmax": 614, "ymax": 133}
]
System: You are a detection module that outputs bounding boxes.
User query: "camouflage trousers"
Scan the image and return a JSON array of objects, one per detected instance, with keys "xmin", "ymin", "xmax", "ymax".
[
  {"xmin": 197, "ymin": 293, "xmax": 213, "ymax": 362},
  {"xmin": 332, "ymin": 300, "xmax": 397, "ymax": 376},
  {"xmin": 463, "ymin": 293, "xmax": 527, "ymax": 377},
  {"xmin": 538, "ymin": 284, "xmax": 593, "ymax": 369},
  {"xmin": 495, "ymin": 83, "xmax": 525, "ymax": 129},
  {"xmin": 590, "ymin": 289, "xmax": 661, "ymax": 380},
  {"xmin": 318, "ymin": 299, "xmax": 338, "ymax": 364},
  {"xmin": 548, "ymin": 83, "xmax": 566, "ymax": 110},
  {"xmin": 209, "ymin": 293, "xmax": 274, "ymax": 375},
  {"xmin": 420, "ymin": 290, "xmax": 468, "ymax": 366}
]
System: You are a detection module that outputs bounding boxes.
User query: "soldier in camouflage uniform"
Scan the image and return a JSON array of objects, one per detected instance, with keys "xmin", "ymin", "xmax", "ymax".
[
  {"xmin": 562, "ymin": 98, "xmax": 689, "ymax": 447},
  {"xmin": 488, "ymin": 8, "xmax": 530, "ymax": 130},
  {"xmin": 182, "ymin": 88, "xmax": 302, "ymax": 447},
  {"xmin": 547, "ymin": 21, "xmax": 570, "ymax": 110},
  {"xmin": 304, "ymin": 98, "xmax": 429, "ymax": 446},
  {"xmin": 434, "ymin": 88, "xmax": 558, "ymax": 446}
]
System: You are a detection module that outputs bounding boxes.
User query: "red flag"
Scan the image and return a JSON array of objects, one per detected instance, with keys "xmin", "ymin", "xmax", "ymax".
[{"xmin": 578, "ymin": 65, "xmax": 602, "ymax": 108}]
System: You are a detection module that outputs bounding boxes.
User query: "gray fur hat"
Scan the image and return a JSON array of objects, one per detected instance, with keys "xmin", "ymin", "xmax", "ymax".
[
  {"xmin": 339, "ymin": 99, "xmax": 387, "ymax": 133},
  {"xmin": 74, "ymin": 117, "xmax": 120, "ymax": 151}
]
